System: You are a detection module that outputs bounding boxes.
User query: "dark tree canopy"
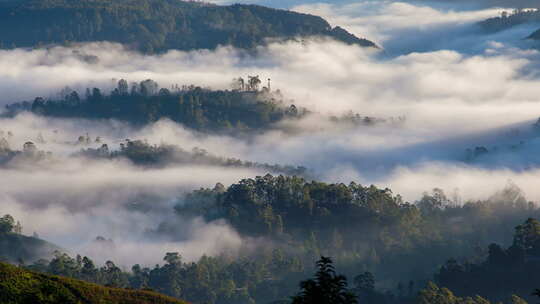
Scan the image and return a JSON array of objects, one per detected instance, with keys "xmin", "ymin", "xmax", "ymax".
[
  {"xmin": 0, "ymin": 0, "xmax": 377, "ymax": 53},
  {"xmin": 6, "ymin": 79, "xmax": 306, "ymax": 133},
  {"xmin": 292, "ymin": 256, "xmax": 357, "ymax": 304},
  {"xmin": 434, "ymin": 218, "xmax": 540, "ymax": 303},
  {"xmin": 0, "ymin": 214, "xmax": 15, "ymax": 234}
]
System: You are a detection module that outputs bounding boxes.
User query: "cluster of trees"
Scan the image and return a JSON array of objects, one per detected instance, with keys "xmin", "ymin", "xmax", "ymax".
[
  {"xmin": 26, "ymin": 244, "xmax": 540, "ymax": 304},
  {"xmin": 6, "ymin": 173, "xmax": 540, "ymax": 303},
  {"xmin": 464, "ymin": 119, "xmax": 540, "ymax": 163},
  {"xmin": 0, "ymin": 137, "xmax": 52, "ymax": 166},
  {"xmin": 6, "ymin": 79, "xmax": 305, "ymax": 132},
  {"xmin": 173, "ymin": 176, "xmax": 540, "ymax": 301},
  {"xmin": 416, "ymin": 282, "xmax": 529, "ymax": 304},
  {"xmin": 478, "ymin": 8, "xmax": 540, "ymax": 33},
  {"xmin": 28, "ymin": 250, "xmax": 301, "ymax": 304},
  {"xmin": 0, "ymin": 214, "xmax": 22, "ymax": 234},
  {"xmin": 464, "ymin": 143, "xmax": 526, "ymax": 162},
  {"xmin": 434, "ymin": 218, "xmax": 540, "ymax": 303},
  {"xmin": 0, "ymin": 215, "xmax": 59, "ymax": 264},
  {"xmin": 79, "ymin": 139, "xmax": 309, "ymax": 176},
  {"xmin": 27, "ymin": 250, "xmax": 398, "ymax": 304},
  {"xmin": 0, "ymin": 0, "xmax": 377, "ymax": 53},
  {"xmin": 330, "ymin": 113, "xmax": 406, "ymax": 128},
  {"xmin": 0, "ymin": 261, "xmax": 188, "ymax": 304},
  {"xmin": 0, "ymin": 129, "xmax": 309, "ymax": 175}
]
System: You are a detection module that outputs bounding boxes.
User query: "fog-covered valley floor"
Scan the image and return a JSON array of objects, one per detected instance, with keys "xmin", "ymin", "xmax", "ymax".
[
  {"xmin": 1, "ymin": 0, "xmax": 540, "ymax": 266},
  {"xmin": 2, "ymin": 3, "xmax": 540, "ymax": 301}
]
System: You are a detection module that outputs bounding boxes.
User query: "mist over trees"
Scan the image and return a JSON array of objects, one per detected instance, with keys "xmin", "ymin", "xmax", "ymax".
[
  {"xmin": 78, "ymin": 139, "xmax": 309, "ymax": 176},
  {"xmin": 5, "ymin": 78, "xmax": 306, "ymax": 133},
  {"xmin": 3, "ymin": 0, "xmax": 540, "ymax": 303},
  {"xmin": 0, "ymin": 214, "xmax": 59, "ymax": 265},
  {"xmin": 10, "ymin": 173, "xmax": 540, "ymax": 304}
]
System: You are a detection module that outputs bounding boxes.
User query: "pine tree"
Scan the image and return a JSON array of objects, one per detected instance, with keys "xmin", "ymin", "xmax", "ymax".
[{"xmin": 291, "ymin": 256, "xmax": 357, "ymax": 304}]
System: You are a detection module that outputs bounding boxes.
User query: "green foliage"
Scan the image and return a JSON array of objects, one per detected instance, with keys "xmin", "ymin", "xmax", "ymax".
[
  {"xmin": 7, "ymin": 79, "xmax": 305, "ymax": 133},
  {"xmin": 172, "ymin": 178, "xmax": 540, "ymax": 303},
  {"xmin": 291, "ymin": 256, "xmax": 357, "ymax": 304},
  {"xmin": 0, "ymin": 0, "xmax": 377, "ymax": 52},
  {"xmin": 185, "ymin": 174, "xmax": 403, "ymax": 238},
  {"xmin": 0, "ymin": 215, "xmax": 58, "ymax": 264},
  {"xmin": 435, "ymin": 218, "xmax": 540, "ymax": 303},
  {"xmin": 30, "ymin": 252, "xmax": 299, "ymax": 304},
  {"xmin": 0, "ymin": 261, "xmax": 188, "ymax": 304},
  {"xmin": 513, "ymin": 218, "xmax": 540, "ymax": 254},
  {"xmin": 18, "ymin": 178, "xmax": 540, "ymax": 304},
  {"xmin": 78, "ymin": 139, "xmax": 308, "ymax": 176},
  {"xmin": 417, "ymin": 282, "xmax": 493, "ymax": 304},
  {"xmin": 0, "ymin": 214, "xmax": 15, "ymax": 233},
  {"xmin": 0, "ymin": 233, "xmax": 59, "ymax": 264}
]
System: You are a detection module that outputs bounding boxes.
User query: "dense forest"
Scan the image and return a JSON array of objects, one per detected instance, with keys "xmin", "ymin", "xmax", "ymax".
[
  {"xmin": 435, "ymin": 218, "xmax": 540, "ymax": 302},
  {"xmin": 2, "ymin": 0, "xmax": 540, "ymax": 303},
  {"xmin": 4, "ymin": 174, "xmax": 538, "ymax": 304},
  {"xmin": 0, "ymin": 0, "xmax": 377, "ymax": 53},
  {"xmin": 5, "ymin": 78, "xmax": 306, "ymax": 133},
  {"xmin": 4, "ymin": 79, "xmax": 406, "ymax": 135}
]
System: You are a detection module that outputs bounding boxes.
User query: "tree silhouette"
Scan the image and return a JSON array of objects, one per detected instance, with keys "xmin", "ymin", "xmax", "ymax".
[
  {"xmin": 292, "ymin": 256, "xmax": 357, "ymax": 304},
  {"xmin": 533, "ymin": 288, "xmax": 540, "ymax": 303}
]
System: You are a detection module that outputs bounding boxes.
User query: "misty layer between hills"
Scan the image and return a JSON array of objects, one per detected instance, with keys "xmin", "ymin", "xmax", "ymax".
[{"xmin": 3, "ymin": 0, "xmax": 540, "ymax": 269}]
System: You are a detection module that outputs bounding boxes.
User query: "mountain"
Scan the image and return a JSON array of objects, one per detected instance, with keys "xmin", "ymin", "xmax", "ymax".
[
  {"xmin": 0, "ymin": 0, "xmax": 377, "ymax": 53},
  {"xmin": 0, "ymin": 261, "xmax": 189, "ymax": 304},
  {"xmin": 0, "ymin": 232, "xmax": 60, "ymax": 263}
]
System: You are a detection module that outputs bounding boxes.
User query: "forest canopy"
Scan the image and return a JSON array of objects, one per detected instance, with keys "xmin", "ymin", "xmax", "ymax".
[
  {"xmin": 5, "ymin": 78, "xmax": 306, "ymax": 133},
  {"xmin": 0, "ymin": 0, "xmax": 378, "ymax": 53}
]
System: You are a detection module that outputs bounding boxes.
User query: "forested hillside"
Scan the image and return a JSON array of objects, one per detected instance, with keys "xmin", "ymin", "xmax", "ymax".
[
  {"xmin": 2, "ymin": 0, "xmax": 540, "ymax": 303},
  {"xmin": 15, "ymin": 174, "xmax": 540, "ymax": 304},
  {"xmin": 5, "ymin": 79, "xmax": 305, "ymax": 133},
  {"xmin": 0, "ymin": 261, "xmax": 189, "ymax": 304},
  {"xmin": 0, "ymin": 0, "xmax": 377, "ymax": 52},
  {"xmin": 0, "ymin": 215, "xmax": 59, "ymax": 264},
  {"xmin": 434, "ymin": 218, "xmax": 540, "ymax": 303}
]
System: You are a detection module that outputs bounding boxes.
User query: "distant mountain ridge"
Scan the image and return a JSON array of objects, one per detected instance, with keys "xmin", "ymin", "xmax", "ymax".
[{"xmin": 0, "ymin": 0, "xmax": 378, "ymax": 52}]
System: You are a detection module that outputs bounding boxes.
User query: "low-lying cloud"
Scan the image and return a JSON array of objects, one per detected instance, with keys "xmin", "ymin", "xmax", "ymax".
[{"xmin": 2, "ymin": 0, "xmax": 540, "ymax": 267}]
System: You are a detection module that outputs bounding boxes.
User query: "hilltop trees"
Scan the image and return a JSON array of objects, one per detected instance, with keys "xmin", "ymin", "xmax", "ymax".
[
  {"xmin": 9, "ymin": 78, "xmax": 306, "ymax": 133},
  {"xmin": 0, "ymin": 214, "xmax": 21, "ymax": 234},
  {"xmin": 0, "ymin": 0, "xmax": 377, "ymax": 53},
  {"xmin": 0, "ymin": 215, "xmax": 15, "ymax": 234}
]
